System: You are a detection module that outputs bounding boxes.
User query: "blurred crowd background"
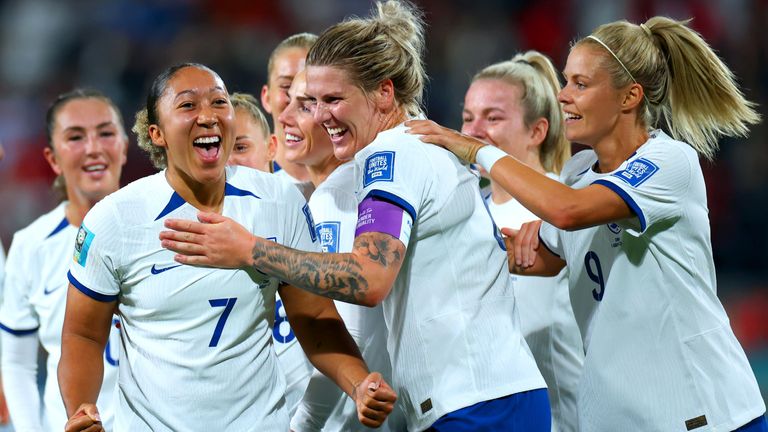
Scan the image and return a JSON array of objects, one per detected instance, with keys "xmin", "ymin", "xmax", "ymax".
[{"xmin": 0, "ymin": 0, "xmax": 765, "ymax": 402}]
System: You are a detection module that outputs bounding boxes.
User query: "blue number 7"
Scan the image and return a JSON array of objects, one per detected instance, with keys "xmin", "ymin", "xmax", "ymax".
[{"xmin": 208, "ymin": 297, "xmax": 237, "ymax": 347}]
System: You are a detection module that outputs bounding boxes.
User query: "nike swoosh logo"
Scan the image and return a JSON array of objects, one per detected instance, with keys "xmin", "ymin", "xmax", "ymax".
[
  {"xmin": 43, "ymin": 285, "xmax": 62, "ymax": 295},
  {"xmin": 151, "ymin": 264, "xmax": 181, "ymax": 275}
]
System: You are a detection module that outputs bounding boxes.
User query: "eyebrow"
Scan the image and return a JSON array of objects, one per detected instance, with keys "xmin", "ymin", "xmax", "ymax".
[
  {"xmin": 62, "ymin": 121, "xmax": 117, "ymax": 133},
  {"xmin": 173, "ymin": 86, "xmax": 226, "ymax": 100},
  {"xmin": 296, "ymin": 94, "xmax": 314, "ymax": 103}
]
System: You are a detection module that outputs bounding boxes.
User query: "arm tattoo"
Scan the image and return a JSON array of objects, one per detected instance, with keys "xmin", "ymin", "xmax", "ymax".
[{"xmin": 251, "ymin": 233, "xmax": 404, "ymax": 304}]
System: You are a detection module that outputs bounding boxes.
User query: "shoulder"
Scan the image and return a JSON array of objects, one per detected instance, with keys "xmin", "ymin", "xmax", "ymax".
[
  {"xmin": 227, "ymin": 165, "xmax": 307, "ymax": 207},
  {"xmin": 87, "ymin": 172, "xmax": 167, "ymax": 226},
  {"xmin": 12, "ymin": 203, "xmax": 68, "ymax": 244},
  {"xmin": 560, "ymin": 149, "xmax": 597, "ymax": 185}
]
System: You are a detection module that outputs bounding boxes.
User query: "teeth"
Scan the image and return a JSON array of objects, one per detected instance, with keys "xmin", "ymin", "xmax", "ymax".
[
  {"xmin": 327, "ymin": 127, "xmax": 346, "ymax": 135},
  {"xmin": 565, "ymin": 113, "xmax": 582, "ymax": 120},
  {"xmin": 285, "ymin": 133, "xmax": 301, "ymax": 142},
  {"xmin": 193, "ymin": 136, "xmax": 221, "ymax": 145},
  {"xmin": 84, "ymin": 164, "xmax": 106, "ymax": 172}
]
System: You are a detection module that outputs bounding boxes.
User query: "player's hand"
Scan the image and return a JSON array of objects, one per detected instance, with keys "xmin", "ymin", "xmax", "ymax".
[
  {"xmin": 502, "ymin": 220, "xmax": 542, "ymax": 272},
  {"xmin": 353, "ymin": 372, "xmax": 397, "ymax": 428},
  {"xmin": 160, "ymin": 212, "xmax": 256, "ymax": 268},
  {"xmin": 405, "ymin": 119, "xmax": 487, "ymax": 164},
  {"xmin": 64, "ymin": 404, "xmax": 103, "ymax": 432}
]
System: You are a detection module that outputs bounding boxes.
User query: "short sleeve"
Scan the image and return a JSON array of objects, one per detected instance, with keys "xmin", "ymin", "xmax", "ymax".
[
  {"xmin": 356, "ymin": 146, "xmax": 421, "ymax": 223},
  {"xmin": 281, "ymin": 182, "xmax": 321, "ymax": 253},
  {"xmin": 0, "ymin": 232, "xmax": 39, "ymax": 334},
  {"xmin": 592, "ymin": 144, "xmax": 692, "ymax": 236},
  {"xmin": 539, "ymin": 221, "xmax": 564, "ymax": 259},
  {"xmin": 66, "ymin": 201, "xmax": 122, "ymax": 302}
]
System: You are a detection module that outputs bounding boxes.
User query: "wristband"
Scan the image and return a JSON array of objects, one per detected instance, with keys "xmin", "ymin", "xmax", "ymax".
[{"xmin": 476, "ymin": 145, "xmax": 508, "ymax": 172}]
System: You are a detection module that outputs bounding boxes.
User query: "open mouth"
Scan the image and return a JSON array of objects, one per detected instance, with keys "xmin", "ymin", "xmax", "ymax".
[
  {"xmin": 83, "ymin": 163, "xmax": 107, "ymax": 174},
  {"xmin": 193, "ymin": 136, "xmax": 222, "ymax": 162},
  {"xmin": 564, "ymin": 112, "xmax": 582, "ymax": 121},
  {"xmin": 285, "ymin": 133, "xmax": 304, "ymax": 147},
  {"xmin": 326, "ymin": 126, "xmax": 348, "ymax": 144}
]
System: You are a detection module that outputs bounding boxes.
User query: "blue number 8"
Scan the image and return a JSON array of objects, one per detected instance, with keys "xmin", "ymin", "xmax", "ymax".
[
  {"xmin": 584, "ymin": 251, "xmax": 606, "ymax": 301},
  {"xmin": 273, "ymin": 299, "xmax": 296, "ymax": 343}
]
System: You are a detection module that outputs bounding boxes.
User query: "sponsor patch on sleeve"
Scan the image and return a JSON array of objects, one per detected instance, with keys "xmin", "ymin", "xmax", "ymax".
[
  {"xmin": 612, "ymin": 158, "xmax": 659, "ymax": 187},
  {"xmin": 363, "ymin": 151, "xmax": 395, "ymax": 187},
  {"xmin": 315, "ymin": 221, "xmax": 340, "ymax": 253},
  {"xmin": 73, "ymin": 224, "xmax": 95, "ymax": 267},
  {"xmin": 302, "ymin": 204, "xmax": 318, "ymax": 242}
]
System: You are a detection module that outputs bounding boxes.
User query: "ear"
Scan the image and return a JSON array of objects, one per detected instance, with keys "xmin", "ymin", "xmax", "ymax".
[
  {"xmin": 119, "ymin": 134, "xmax": 129, "ymax": 166},
  {"xmin": 148, "ymin": 124, "xmax": 166, "ymax": 148},
  {"xmin": 260, "ymin": 84, "xmax": 272, "ymax": 114},
  {"xmin": 43, "ymin": 146, "xmax": 63, "ymax": 176},
  {"xmin": 375, "ymin": 79, "xmax": 396, "ymax": 112},
  {"xmin": 528, "ymin": 117, "xmax": 549, "ymax": 149},
  {"xmin": 622, "ymin": 83, "xmax": 644, "ymax": 112},
  {"xmin": 267, "ymin": 134, "xmax": 278, "ymax": 161}
]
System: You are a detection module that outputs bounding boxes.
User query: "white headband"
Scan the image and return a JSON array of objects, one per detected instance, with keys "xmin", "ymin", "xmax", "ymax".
[{"xmin": 586, "ymin": 35, "xmax": 638, "ymax": 84}]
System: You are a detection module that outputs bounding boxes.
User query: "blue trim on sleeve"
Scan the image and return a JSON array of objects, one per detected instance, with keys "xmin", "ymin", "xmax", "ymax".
[
  {"xmin": 67, "ymin": 271, "xmax": 118, "ymax": 302},
  {"xmin": 225, "ymin": 182, "xmax": 260, "ymax": 199},
  {"xmin": 593, "ymin": 179, "xmax": 646, "ymax": 232},
  {"xmin": 538, "ymin": 233, "xmax": 561, "ymax": 258},
  {"xmin": 0, "ymin": 322, "xmax": 38, "ymax": 336},
  {"xmin": 364, "ymin": 190, "xmax": 417, "ymax": 222},
  {"xmin": 155, "ymin": 191, "xmax": 186, "ymax": 221},
  {"xmin": 46, "ymin": 217, "xmax": 70, "ymax": 239}
]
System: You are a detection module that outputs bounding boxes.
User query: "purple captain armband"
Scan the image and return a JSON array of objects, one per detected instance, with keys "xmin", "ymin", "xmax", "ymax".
[{"xmin": 355, "ymin": 197, "xmax": 413, "ymax": 244}]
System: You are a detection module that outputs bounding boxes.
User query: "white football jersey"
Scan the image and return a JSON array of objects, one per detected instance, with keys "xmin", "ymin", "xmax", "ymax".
[
  {"xmin": 291, "ymin": 162, "xmax": 406, "ymax": 432},
  {"xmin": 67, "ymin": 166, "xmax": 319, "ymax": 431},
  {"xmin": 353, "ymin": 124, "xmax": 545, "ymax": 431},
  {"xmin": 486, "ymin": 179, "xmax": 583, "ymax": 432},
  {"xmin": 0, "ymin": 202, "xmax": 119, "ymax": 431},
  {"xmin": 540, "ymin": 130, "xmax": 765, "ymax": 431},
  {"xmin": 272, "ymin": 167, "xmax": 315, "ymax": 416}
]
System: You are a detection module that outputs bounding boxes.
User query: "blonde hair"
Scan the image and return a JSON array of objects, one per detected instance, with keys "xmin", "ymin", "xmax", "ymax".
[
  {"xmin": 474, "ymin": 51, "xmax": 571, "ymax": 174},
  {"xmin": 267, "ymin": 33, "xmax": 318, "ymax": 82},
  {"xmin": 577, "ymin": 17, "xmax": 760, "ymax": 160},
  {"xmin": 132, "ymin": 108, "xmax": 163, "ymax": 169},
  {"xmin": 306, "ymin": 0, "xmax": 426, "ymax": 117},
  {"xmin": 231, "ymin": 92, "xmax": 270, "ymax": 141}
]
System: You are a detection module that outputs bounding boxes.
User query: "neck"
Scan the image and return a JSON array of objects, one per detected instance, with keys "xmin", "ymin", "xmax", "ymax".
[
  {"xmin": 592, "ymin": 122, "xmax": 649, "ymax": 173},
  {"xmin": 379, "ymin": 106, "xmax": 409, "ymax": 134},
  {"xmin": 165, "ymin": 168, "xmax": 226, "ymax": 213},
  {"xmin": 490, "ymin": 150, "xmax": 546, "ymax": 204},
  {"xmin": 275, "ymin": 149, "xmax": 311, "ymax": 182},
  {"xmin": 64, "ymin": 193, "xmax": 101, "ymax": 227},
  {"xmin": 306, "ymin": 155, "xmax": 345, "ymax": 187}
]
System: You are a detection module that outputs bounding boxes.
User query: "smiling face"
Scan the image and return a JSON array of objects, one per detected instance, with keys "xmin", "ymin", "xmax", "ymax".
[
  {"xmin": 461, "ymin": 78, "xmax": 538, "ymax": 163},
  {"xmin": 149, "ymin": 66, "xmax": 235, "ymax": 187},
  {"xmin": 278, "ymin": 70, "xmax": 335, "ymax": 169},
  {"xmin": 305, "ymin": 65, "xmax": 381, "ymax": 161},
  {"xmin": 44, "ymin": 97, "xmax": 127, "ymax": 202},
  {"xmin": 559, "ymin": 44, "xmax": 626, "ymax": 147},
  {"xmin": 228, "ymin": 107, "xmax": 271, "ymax": 172}
]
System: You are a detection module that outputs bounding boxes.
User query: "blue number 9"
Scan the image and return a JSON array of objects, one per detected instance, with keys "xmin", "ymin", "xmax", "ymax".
[{"xmin": 584, "ymin": 251, "xmax": 606, "ymax": 301}]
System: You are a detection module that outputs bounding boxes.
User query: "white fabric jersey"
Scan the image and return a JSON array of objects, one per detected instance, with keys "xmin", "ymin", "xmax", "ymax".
[
  {"xmin": 272, "ymin": 167, "xmax": 315, "ymax": 416},
  {"xmin": 67, "ymin": 166, "xmax": 319, "ymax": 431},
  {"xmin": 291, "ymin": 162, "xmax": 406, "ymax": 432},
  {"xmin": 354, "ymin": 124, "xmax": 546, "ymax": 431},
  {"xmin": 486, "ymin": 177, "xmax": 584, "ymax": 432},
  {"xmin": 539, "ymin": 130, "xmax": 765, "ymax": 431},
  {"xmin": 0, "ymin": 202, "xmax": 119, "ymax": 431}
]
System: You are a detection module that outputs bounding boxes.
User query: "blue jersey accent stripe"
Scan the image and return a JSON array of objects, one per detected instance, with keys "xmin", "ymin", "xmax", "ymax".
[
  {"xmin": 46, "ymin": 217, "xmax": 70, "ymax": 239},
  {"xmin": 364, "ymin": 190, "xmax": 417, "ymax": 222},
  {"xmin": 0, "ymin": 322, "xmax": 38, "ymax": 336},
  {"xmin": 224, "ymin": 183, "xmax": 260, "ymax": 199},
  {"xmin": 155, "ymin": 191, "xmax": 186, "ymax": 221},
  {"xmin": 593, "ymin": 179, "xmax": 646, "ymax": 232},
  {"xmin": 538, "ymin": 233, "xmax": 561, "ymax": 258},
  {"xmin": 67, "ymin": 271, "xmax": 118, "ymax": 302}
]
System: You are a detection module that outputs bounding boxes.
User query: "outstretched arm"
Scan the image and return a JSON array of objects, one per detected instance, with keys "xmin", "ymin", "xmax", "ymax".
[
  {"xmin": 160, "ymin": 212, "xmax": 405, "ymax": 307},
  {"xmin": 280, "ymin": 284, "xmax": 396, "ymax": 428},
  {"xmin": 58, "ymin": 285, "xmax": 114, "ymax": 432},
  {"xmin": 406, "ymin": 119, "xmax": 634, "ymax": 230}
]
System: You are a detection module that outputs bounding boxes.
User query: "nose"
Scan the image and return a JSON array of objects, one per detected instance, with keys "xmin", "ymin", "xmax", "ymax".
[
  {"xmin": 461, "ymin": 120, "xmax": 486, "ymax": 140},
  {"xmin": 313, "ymin": 101, "xmax": 331, "ymax": 125},
  {"xmin": 85, "ymin": 132, "xmax": 103, "ymax": 155},
  {"xmin": 557, "ymin": 86, "xmax": 570, "ymax": 104},
  {"xmin": 197, "ymin": 104, "xmax": 218, "ymax": 128},
  {"xmin": 277, "ymin": 104, "xmax": 293, "ymax": 128}
]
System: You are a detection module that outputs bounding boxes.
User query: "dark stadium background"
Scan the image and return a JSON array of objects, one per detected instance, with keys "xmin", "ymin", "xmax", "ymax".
[{"xmin": 0, "ymin": 0, "xmax": 765, "ymax": 410}]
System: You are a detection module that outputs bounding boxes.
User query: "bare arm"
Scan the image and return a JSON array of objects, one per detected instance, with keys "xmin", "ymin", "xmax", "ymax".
[
  {"xmin": 280, "ymin": 284, "xmax": 396, "ymax": 427},
  {"xmin": 58, "ymin": 285, "xmax": 115, "ymax": 432},
  {"xmin": 160, "ymin": 213, "xmax": 405, "ymax": 307},
  {"xmin": 407, "ymin": 119, "xmax": 634, "ymax": 230}
]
